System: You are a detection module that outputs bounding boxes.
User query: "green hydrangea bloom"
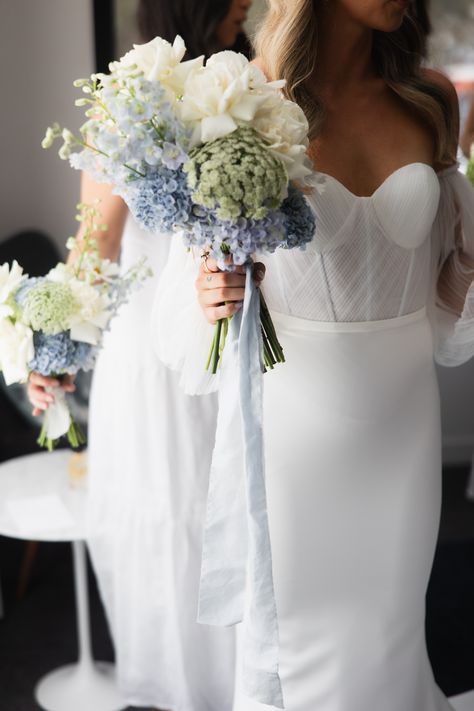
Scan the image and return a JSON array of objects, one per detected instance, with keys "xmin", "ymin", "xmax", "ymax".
[
  {"xmin": 185, "ymin": 126, "xmax": 288, "ymax": 221},
  {"xmin": 23, "ymin": 281, "xmax": 78, "ymax": 335}
]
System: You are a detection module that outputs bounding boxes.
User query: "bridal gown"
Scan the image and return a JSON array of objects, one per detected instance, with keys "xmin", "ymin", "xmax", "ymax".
[
  {"xmin": 154, "ymin": 162, "xmax": 474, "ymax": 711},
  {"xmin": 86, "ymin": 216, "xmax": 236, "ymax": 711}
]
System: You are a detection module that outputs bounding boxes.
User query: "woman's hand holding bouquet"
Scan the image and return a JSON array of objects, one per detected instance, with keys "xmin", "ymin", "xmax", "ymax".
[{"xmin": 0, "ymin": 203, "xmax": 151, "ymax": 450}]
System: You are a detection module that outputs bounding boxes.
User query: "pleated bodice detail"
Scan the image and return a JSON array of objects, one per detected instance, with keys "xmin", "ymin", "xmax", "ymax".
[{"xmin": 263, "ymin": 163, "xmax": 441, "ymax": 322}]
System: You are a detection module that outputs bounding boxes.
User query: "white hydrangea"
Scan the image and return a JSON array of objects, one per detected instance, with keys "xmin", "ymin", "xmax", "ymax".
[
  {"xmin": 111, "ymin": 35, "xmax": 203, "ymax": 98},
  {"xmin": 0, "ymin": 318, "xmax": 34, "ymax": 385}
]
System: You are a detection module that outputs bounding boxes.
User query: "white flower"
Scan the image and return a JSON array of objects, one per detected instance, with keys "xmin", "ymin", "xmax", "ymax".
[
  {"xmin": 180, "ymin": 51, "xmax": 285, "ymax": 144},
  {"xmin": 253, "ymin": 95, "xmax": 313, "ymax": 181},
  {"xmin": 0, "ymin": 318, "xmax": 34, "ymax": 385},
  {"xmin": 92, "ymin": 259, "xmax": 120, "ymax": 280},
  {"xmin": 111, "ymin": 35, "xmax": 203, "ymax": 97},
  {"xmin": 46, "ymin": 263, "xmax": 114, "ymax": 343},
  {"xmin": 68, "ymin": 279, "xmax": 111, "ymax": 345},
  {"xmin": 47, "ymin": 263, "xmax": 74, "ymax": 284},
  {"xmin": 0, "ymin": 261, "xmax": 26, "ymax": 317}
]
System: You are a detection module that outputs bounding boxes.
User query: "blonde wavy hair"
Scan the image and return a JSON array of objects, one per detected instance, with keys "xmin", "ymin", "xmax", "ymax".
[{"xmin": 254, "ymin": 0, "xmax": 457, "ymax": 166}]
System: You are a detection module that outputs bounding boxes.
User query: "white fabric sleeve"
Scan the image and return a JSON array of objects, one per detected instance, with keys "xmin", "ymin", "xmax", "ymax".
[
  {"xmin": 150, "ymin": 234, "xmax": 219, "ymax": 395},
  {"xmin": 430, "ymin": 165, "xmax": 474, "ymax": 367}
]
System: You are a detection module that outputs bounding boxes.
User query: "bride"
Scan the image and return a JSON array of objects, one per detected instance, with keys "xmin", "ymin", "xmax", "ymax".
[{"xmin": 161, "ymin": 0, "xmax": 474, "ymax": 709}]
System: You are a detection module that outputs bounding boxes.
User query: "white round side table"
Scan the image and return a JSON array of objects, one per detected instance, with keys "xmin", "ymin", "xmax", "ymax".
[
  {"xmin": 450, "ymin": 690, "xmax": 474, "ymax": 711},
  {"xmin": 0, "ymin": 450, "xmax": 124, "ymax": 711}
]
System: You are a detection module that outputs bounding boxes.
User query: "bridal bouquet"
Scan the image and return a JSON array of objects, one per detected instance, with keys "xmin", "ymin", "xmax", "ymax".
[
  {"xmin": 43, "ymin": 36, "xmax": 318, "ymax": 372},
  {"xmin": 0, "ymin": 204, "xmax": 150, "ymax": 450}
]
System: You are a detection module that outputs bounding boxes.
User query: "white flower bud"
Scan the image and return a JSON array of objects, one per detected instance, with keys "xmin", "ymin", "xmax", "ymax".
[
  {"xmin": 41, "ymin": 128, "xmax": 55, "ymax": 149},
  {"xmin": 58, "ymin": 143, "xmax": 71, "ymax": 160},
  {"xmin": 62, "ymin": 128, "xmax": 75, "ymax": 145},
  {"xmin": 73, "ymin": 78, "xmax": 89, "ymax": 88}
]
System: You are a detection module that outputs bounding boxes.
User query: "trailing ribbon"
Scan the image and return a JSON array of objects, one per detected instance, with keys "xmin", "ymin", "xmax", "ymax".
[{"xmin": 198, "ymin": 265, "xmax": 284, "ymax": 708}]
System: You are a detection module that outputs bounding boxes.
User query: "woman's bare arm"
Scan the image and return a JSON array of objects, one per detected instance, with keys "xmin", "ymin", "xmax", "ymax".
[{"xmin": 70, "ymin": 172, "xmax": 128, "ymax": 263}]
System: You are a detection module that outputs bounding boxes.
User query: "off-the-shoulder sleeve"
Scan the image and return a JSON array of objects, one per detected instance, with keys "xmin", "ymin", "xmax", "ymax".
[
  {"xmin": 150, "ymin": 234, "xmax": 219, "ymax": 395},
  {"xmin": 430, "ymin": 165, "xmax": 474, "ymax": 367}
]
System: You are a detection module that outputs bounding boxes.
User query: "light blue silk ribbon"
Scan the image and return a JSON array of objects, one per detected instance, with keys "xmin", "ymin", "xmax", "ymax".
[{"xmin": 198, "ymin": 265, "xmax": 284, "ymax": 708}]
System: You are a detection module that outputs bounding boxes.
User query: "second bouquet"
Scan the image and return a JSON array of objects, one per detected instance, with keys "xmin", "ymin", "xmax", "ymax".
[{"xmin": 44, "ymin": 36, "xmax": 317, "ymax": 373}]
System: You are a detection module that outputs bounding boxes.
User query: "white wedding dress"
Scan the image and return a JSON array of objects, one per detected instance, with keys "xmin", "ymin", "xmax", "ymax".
[
  {"xmin": 86, "ymin": 216, "xmax": 236, "ymax": 711},
  {"xmin": 153, "ymin": 163, "xmax": 474, "ymax": 711}
]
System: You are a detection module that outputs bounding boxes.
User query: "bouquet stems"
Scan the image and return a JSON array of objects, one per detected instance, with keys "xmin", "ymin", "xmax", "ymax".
[
  {"xmin": 206, "ymin": 290, "xmax": 285, "ymax": 375},
  {"xmin": 37, "ymin": 376, "xmax": 86, "ymax": 451},
  {"xmin": 37, "ymin": 417, "xmax": 86, "ymax": 452}
]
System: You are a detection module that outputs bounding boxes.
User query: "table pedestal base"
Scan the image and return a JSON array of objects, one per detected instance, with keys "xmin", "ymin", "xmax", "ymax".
[{"xmin": 35, "ymin": 661, "xmax": 124, "ymax": 711}]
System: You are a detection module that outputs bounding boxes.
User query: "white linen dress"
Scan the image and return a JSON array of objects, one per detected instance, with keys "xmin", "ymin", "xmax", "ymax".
[
  {"xmin": 153, "ymin": 163, "xmax": 474, "ymax": 711},
  {"xmin": 86, "ymin": 216, "xmax": 236, "ymax": 711}
]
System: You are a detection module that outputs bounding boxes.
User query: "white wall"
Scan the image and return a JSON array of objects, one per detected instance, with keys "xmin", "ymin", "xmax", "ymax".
[{"xmin": 0, "ymin": 0, "xmax": 95, "ymax": 254}]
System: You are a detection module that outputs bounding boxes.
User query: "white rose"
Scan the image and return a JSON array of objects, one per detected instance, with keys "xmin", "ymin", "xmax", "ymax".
[
  {"xmin": 0, "ymin": 260, "xmax": 26, "ymax": 315},
  {"xmin": 180, "ymin": 51, "xmax": 284, "ymax": 144},
  {"xmin": 253, "ymin": 96, "xmax": 313, "ymax": 181},
  {"xmin": 112, "ymin": 35, "xmax": 203, "ymax": 97},
  {"xmin": 0, "ymin": 318, "xmax": 34, "ymax": 385}
]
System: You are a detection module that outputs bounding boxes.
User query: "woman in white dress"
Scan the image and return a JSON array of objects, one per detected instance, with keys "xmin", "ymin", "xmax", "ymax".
[
  {"xmin": 27, "ymin": 1, "xmax": 253, "ymax": 709},
  {"xmin": 156, "ymin": 0, "xmax": 474, "ymax": 709}
]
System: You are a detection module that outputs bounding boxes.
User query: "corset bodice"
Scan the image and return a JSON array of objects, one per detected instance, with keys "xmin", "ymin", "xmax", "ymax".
[{"xmin": 263, "ymin": 163, "xmax": 441, "ymax": 321}]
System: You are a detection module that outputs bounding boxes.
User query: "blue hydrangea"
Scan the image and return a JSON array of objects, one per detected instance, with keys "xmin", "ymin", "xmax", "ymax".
[
  {"xmin": 180, "ymin": 184, "xmax": 315, "ymax": 270},
  {"xmin": 182, "ymin": 208, "xmax": 284, "ymax": 269},
  {"xmin": 29, "ymin": 331, "xmax": 97, "ymax": 376},
  {"xmin": 119, "ymin": 167, "xmax": 194, "ymax": 233},
  {"xmin": 279, "ymin": 184, "xmax": 316, "ymax": 250}
]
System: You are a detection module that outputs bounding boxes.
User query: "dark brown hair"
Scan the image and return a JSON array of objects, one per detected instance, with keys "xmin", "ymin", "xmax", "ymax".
[{"xmin": 137, "ymin": 0, "xmax": 252, "ymax": 60}]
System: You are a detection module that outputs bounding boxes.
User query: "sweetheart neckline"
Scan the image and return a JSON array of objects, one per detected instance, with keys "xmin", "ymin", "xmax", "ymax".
[{"xmin": 314, "ymin": 162, "xmax": 438, "ymax": 200}]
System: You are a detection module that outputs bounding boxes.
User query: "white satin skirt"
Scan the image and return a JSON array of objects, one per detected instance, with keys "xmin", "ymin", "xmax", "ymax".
[{"xmin": 233, "ymin": 307, "xmax": 454, "ymax": 711}]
